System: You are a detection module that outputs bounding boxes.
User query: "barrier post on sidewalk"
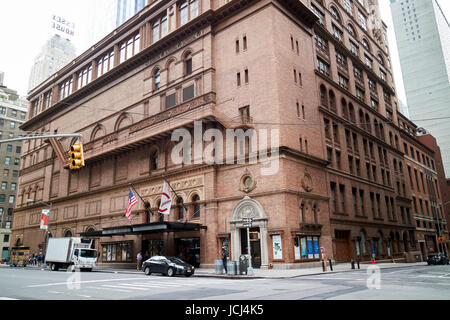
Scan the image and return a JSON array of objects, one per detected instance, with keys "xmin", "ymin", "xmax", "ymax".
[
  {"xmin": 351, "ymin": 260, "xmax": 355, "ymax": 269},
  {"xmin": 357, "ymin": 260, "xmax": 360, "ymax": 269},
  {"xmin": 328, "ymin": 259, "xmax": 333, "ymax": 271}
]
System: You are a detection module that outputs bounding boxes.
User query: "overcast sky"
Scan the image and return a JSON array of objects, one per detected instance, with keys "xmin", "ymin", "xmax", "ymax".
[{"xmin": 0, "ymin": 0, "xmax": 449, "ymax": 104}]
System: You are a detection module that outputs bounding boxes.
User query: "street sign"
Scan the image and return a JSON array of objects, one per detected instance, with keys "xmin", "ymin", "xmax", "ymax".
[{"xmin": 243, "ymin": 224, "xmax": 252, "ymax": 228}]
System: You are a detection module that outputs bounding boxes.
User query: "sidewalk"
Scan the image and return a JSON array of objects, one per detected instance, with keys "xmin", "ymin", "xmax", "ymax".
[
  {"xmin": 0, "ymin": 261, "xmax": 428, "ymax": 278},
  {"xmin": 92, "ymin": 261, "xmax": 428, "ymax": 279}
]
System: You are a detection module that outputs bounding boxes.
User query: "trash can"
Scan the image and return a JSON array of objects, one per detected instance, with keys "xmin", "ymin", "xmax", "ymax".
[
  {"xmin": 227, "ymin": 261, "xmax": 237, "ymax": 275},
  {"xmin": 239, "ymin": 255, "xmax": 249, "ymax": 275},
  {"xmin": 214, "ymin": 260, "xmax": 224, "ymax": 275}
]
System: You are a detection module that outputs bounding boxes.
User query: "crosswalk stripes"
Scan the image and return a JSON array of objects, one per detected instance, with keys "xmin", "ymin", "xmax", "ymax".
[{"xmin": 81, "ymin": 278, "xmax": 240, "ymax": 294}]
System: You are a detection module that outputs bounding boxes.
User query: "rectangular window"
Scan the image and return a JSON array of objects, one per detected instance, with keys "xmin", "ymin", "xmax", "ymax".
[
  {"xmin": 358, "ymin": 10, "xmax": 367, "ymax": 30},
  {"xmin": 179, "ymin": 0, "xmax": 198, "ymax": 26},
  {"xmin": 165, "ymin": 93, "xmax": 177, "ymax": 109},
  {"xmin": 243, "ymin": 36, "xmax": 247, "ymax": 50},
  {"xmin": 182, "ymin": 85, "xmax": 194, "ymax": 102},
  {"xmin": 316, "ymin": 58, "xmax": 330, "ymax": 76},
  {"xmin": 59, "ymin": 77, "xmax": 73, "ymax": 100}
]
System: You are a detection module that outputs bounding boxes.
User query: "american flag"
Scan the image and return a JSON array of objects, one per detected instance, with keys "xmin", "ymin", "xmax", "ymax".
[{"xmin": 125, "ymin": 188, "xmax": 138, "ymax": 221}]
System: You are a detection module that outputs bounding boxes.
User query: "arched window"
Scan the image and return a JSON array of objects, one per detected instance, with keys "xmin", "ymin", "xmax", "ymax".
[
  {"xmin": 153, "ymin": 68, "xmax": 161, "ymax": 90},
  {"xmin": 192, "ymin": 194, "xmax": 200, "ymax": 218},
  {"xmin": 329, "ymin": 90, "xmax": 336, "ymax": 112},
  {"xmin": 358, "ymin": 110, "xmax": 364, "ymax": 129},
  {"xmin": 362, "ymin": 38, "xmax": 370, "ymax": 52},
  {"xmin": 349, "ymin": 103, "xmax": 355, "ymax": 123},
  {"xmin": 330, "ymin": 6, "xmax": 341, "ymax": 23},
  {"xmin": 320, "ymin": 85, "xmax": 328, "ymax": 106},
  {"xmin": 150, "ymin": 150, "xmax": 158, "ymax": 171},
  {"xmin": 183, "ymin": 52, "xmax": 193, "ymax": 76},
  {"xmin": 341, "ymin": 98, "xmax": 348, "ymax": 119},
  {"xmin": 177, "ymin": 197, "xmax": 185, "ymax": 220},
  {"xmin": 64, "ymin": 229, "xmax": 73, "ymax": 238},
  {"xmin": 365, "ymin": 114, "xmax": 371, "ymax": 133},
  {"xmin": 300, "ymin": 202, "xmax": 306, "ymax": 223},
  {"xmin": 377, "ymin": 54, "xmax": 384, "ymax": 66},
  {"xmin": 347, "ymin": 23, "xmax": 356, "ymax": 38}
]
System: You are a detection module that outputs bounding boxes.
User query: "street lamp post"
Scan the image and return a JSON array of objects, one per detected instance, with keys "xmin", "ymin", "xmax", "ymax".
[{"xmin": 26, "ymin": 199, "xmax": 52, "ymax": 256}]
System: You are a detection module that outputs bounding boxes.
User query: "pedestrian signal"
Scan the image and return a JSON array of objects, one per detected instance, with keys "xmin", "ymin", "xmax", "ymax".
[{"xmin": 249, "ymin": 232, "xmax": 260, "ymax": 241}]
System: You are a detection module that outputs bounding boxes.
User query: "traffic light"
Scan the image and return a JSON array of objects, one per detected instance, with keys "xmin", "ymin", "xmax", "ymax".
[{"xmin": 69, "ymin": 142, "xmax": 85, "ymax": 170}]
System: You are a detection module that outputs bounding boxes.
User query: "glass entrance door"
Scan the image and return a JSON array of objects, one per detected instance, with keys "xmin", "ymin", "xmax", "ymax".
[{"xmin": 240, "ymin": 227, "xmax": 261, "ymax": 268}]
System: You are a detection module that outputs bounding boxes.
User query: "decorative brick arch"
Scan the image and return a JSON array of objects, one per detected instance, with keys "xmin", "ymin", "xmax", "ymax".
[{"xmin": 230, "ymin": 196, "xmax": 269, "ymax": 269}]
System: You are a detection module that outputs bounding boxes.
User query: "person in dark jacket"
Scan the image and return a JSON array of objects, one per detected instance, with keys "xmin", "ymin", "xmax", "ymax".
[{"xmin": 222, "ymin": 243, "xmax": 229, "ymax": 273}]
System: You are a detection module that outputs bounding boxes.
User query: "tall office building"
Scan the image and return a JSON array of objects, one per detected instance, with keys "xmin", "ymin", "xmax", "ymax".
[
  {"xmin": 116, "ymin": 0, "xmax": 147, "ymax": 27},
  {"xmin": 27, "ymin": 34, "xmax": 77, "ymax": 93},
  {"xmin": 390, "ymin": 0, "xmax": 450, "ymax": 176},
  {"xmin": 0, "ymin": 72, "xmax": 27, "ymax": 261}
]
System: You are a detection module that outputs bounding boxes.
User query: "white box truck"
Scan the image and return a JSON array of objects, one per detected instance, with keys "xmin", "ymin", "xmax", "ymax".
[{"xmin": 45, "ymin": 237, "xmax": 98, "ymax": 272}]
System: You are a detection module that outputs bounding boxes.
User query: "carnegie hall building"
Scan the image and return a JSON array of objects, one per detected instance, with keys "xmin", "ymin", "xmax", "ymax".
[{"xmin": 11, "ymin": 0, "xmax": 448, "ymax": 269}]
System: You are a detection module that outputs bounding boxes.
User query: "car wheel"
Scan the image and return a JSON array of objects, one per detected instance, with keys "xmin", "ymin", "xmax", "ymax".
[
  {"xmin": 166, "ymin": 267, "xmax": 174, "ymax": 277},
  {"xmin": 51, "ymin": 263, "xmax": 58, "ymax": 271},
  {"xmin": 144, "ymin": 267, "xmax": 151, "ymax": 276}
]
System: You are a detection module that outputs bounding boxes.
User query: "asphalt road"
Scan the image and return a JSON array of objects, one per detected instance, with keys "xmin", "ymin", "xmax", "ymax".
[{"xmin": 0, "ymin": 265, "xmax": 449, "ymax": 300}]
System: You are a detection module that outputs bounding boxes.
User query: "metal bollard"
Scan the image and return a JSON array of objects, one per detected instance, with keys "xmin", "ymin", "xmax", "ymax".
[
  {"xmin": 351, "ymin": 260, "xmax": 355, "ymax": 269},
  {"xmin": 328, "ymin": 259, "xmax": 333, "ymax": 271},
  {"xmin": 322, "ymin": 260, "xmax": 325, "ymax": 272},
  {"xmin": 357, "ymin": 260, "xmax": 360, "ymax": 269}
]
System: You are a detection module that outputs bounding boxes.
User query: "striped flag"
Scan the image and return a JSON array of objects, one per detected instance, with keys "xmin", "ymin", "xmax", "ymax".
[
  {"xmin": 158, "ymin": 182, "xmax": 173, "ymax": 215},
  {"xmin": 125, "ymin": 188, "xmax": 138, "ymax": 221}
]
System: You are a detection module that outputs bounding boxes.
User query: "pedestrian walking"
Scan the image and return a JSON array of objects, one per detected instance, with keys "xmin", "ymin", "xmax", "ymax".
[
  {"xmin": 222, "ymin": 242, "xmax": 229, "ymax": 274},
  {"xmin": 137, "ymin": 252, "xmax": 143, "ymax": 271}
]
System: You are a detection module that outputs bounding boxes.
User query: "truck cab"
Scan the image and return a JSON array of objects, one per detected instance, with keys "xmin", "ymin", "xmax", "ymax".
[{"xmin": 72, "ymin": 248, "xmax": 98, "ymax": 271}]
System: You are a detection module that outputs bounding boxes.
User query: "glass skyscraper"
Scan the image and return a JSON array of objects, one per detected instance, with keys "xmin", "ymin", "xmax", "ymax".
[
  {"xmin": 116, "ymin": 0, "xmax": 147, "ymax": 27},
  {"xmin": 390, "ymin": 0, "xmax": 450, "ymax": 176}
]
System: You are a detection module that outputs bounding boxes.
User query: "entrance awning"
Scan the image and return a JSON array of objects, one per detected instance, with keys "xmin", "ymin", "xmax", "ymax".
[{"xmin": 80, "ymin": 221, "xmax": 206, "ymax": 237}]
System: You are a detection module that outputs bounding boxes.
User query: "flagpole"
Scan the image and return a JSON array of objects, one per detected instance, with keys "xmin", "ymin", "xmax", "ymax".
[
  {"xmin": 129, "ymin": 184, "xmax": 154, "ymax": 217},
  {"xmin": 163, "ymin": 178, "xmax": 188, "ymax": 212}
]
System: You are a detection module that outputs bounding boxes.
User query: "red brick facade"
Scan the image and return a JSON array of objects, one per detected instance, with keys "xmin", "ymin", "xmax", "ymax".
[{"xmin": 11, "ymin": 0, "xmax": 447, "ymax": 269}]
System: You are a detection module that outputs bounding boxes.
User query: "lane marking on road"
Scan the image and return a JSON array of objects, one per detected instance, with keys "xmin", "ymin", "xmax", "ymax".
[
  {"xmin": 101, "ymin": 284, "xmax": 149, "ymax": 291},
  {"xmin": 25, "ymin": 277, "xmax": 145, "ymax": 288},
  {"xmin": 77, "ymin": 294, "xmax": 92, "ymax": 298},
  {"xmin": 48, "ymin": 291, "xmax": 63, "ymax": 294},
  {"xmin": 85, "ymin": 286, "xmax": 133, "ymax": 293},
  {"xmin": 0, "ymin": 297, "xmax": 18, "ymax": 300},
  {"xmin": 126, "ymin": 282, "xmax": 183, "ymax": 288}
]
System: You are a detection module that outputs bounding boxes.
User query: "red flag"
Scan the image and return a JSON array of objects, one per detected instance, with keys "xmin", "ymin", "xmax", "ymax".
[
  {"xmin": 40, "ymin": 209, "xmax": 50, "ymax": 230},
  {"xmin": 125, "ymin": 189, "xmax": 138, "ymax": 221}
]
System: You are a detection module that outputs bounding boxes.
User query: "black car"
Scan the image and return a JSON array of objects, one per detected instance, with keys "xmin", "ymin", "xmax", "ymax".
[
  {"xmin": 142, "ymin": 256, "xmax": 195, "ymax": 277},
  {"xmin": 426, "ymin": 252, "xmax": 449, "ymax": 265}
]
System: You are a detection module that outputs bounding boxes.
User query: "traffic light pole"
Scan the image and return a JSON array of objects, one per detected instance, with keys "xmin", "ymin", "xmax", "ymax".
[{"xmin": 0, "ymin": 133, "xmax": 83, "ymax": 144}]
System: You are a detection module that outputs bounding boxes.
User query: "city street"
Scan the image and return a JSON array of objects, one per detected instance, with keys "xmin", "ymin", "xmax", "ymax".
[{"xmin": 0, "ymin": 265, "xmax": 449, "ymax": 300}]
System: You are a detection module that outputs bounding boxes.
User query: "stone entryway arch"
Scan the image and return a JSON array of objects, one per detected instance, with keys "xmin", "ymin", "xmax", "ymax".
[{"xmin": 230, "ymin": 196, "xmax": 269, "ymax": 269}]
